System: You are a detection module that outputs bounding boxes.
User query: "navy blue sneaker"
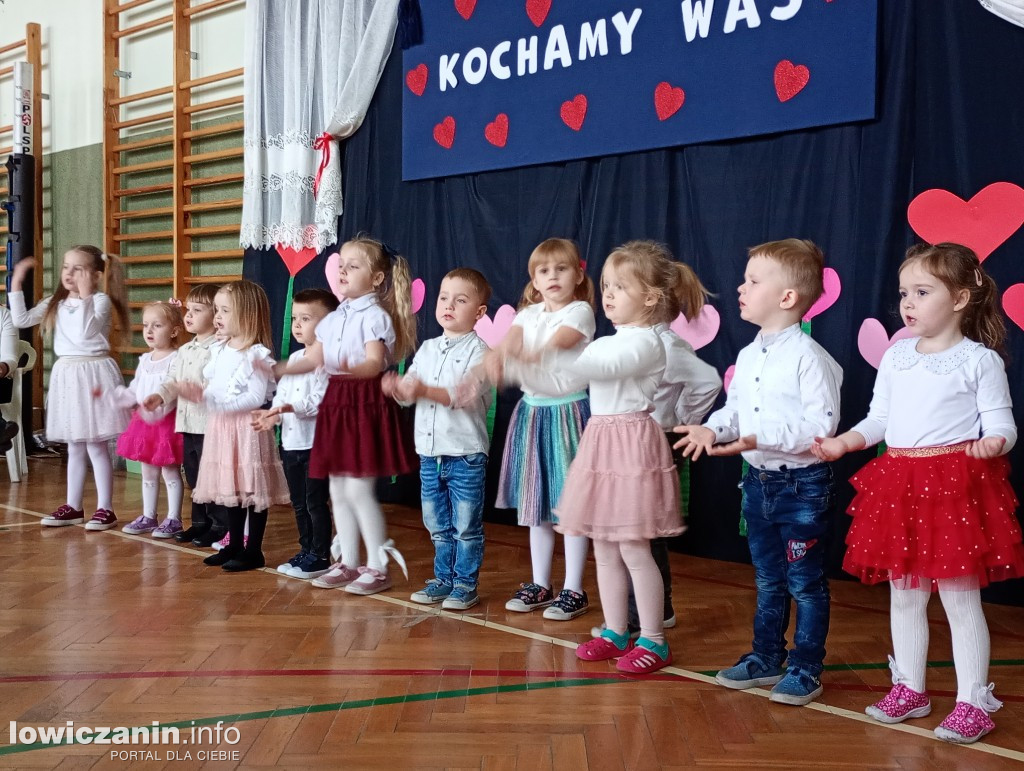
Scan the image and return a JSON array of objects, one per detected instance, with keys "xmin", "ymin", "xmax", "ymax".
[
  {"xmin": 715, "ymin": 653, "xmax": 785, "ymax": 690},
  {"xmin": 769, "ymin": 666, "xmax": 823, "ymax": 705}
]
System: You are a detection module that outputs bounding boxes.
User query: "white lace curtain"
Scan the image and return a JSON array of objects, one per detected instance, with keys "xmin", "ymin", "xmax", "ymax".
[{"xmin": 241, "ymin": 0, "xmax": 399, "ymax": 252}]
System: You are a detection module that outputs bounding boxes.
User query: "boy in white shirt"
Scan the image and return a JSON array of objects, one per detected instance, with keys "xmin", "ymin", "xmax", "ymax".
[
  {"xmin": 252, "ymin": 289, "xmax": 338, "ymax": 579},
  {"xmin": 675, "ymin": 239, "xmax": 842, "ymax": 706},
  {"xmin": 383, "ymin": 269, "xmax": 493, "ymax": 611}
]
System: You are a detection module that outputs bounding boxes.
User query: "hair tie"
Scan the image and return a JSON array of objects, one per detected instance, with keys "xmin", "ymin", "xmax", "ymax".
[
  {"xmin": 379, "ymin": 240, "xmax": 398, "ymax": 262},
  {"xmin": 168, "ymin": 297, "xmax": 182, "ymax": 307},
  {"xmin": 975, "ymin": 267, "xmax": 983, "ymax": 287},
  {"xmin": 100, "ymin": 252, "xmax": 109, "ymax": 263}
]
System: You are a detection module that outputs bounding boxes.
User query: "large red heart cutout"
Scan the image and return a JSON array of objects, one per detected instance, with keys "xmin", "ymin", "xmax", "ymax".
[
  {"xmin": 654, "ymin": 82, "xmax": 685, "ymax": 121},
  {"xmin": 526, "ymin": 0, "xmax": 551, "ymax": 27},
  {"xmin": 774, "ymin": 60, "xmax": 810, "ymax": 102},
  {"xmin": 907, "ymin": 182, "xmax": 1024, "ymax": 261},
  {"xmin": 406, "ymin": 64, "xmax": 427, "ymax": 97},
  {"xmin": 560, "ymin": 95, "xmax": 587, "ymax": 131},
  {"xmin": 485, "ymin": 113, "xmax": 509, "ymax": 147},
  {"xmin": 433, "ymin": 116, "xmax": 456, "ymax": 149},
  {"xmin": 1003, "ymin": 284, "xmax": 1024, "ymax": 332},
  {"xmin": 275, "ymin": 243, "xmax": 318, "ymax": 277},
  {"xmin": 454, "ymin": 0, "xmax": 476, "ymax": 20}
]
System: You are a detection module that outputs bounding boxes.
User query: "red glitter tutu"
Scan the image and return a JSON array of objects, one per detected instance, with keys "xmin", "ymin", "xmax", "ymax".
[{"xmin": 843, "ymin": 443, "xmax": 1024, "ymax": 589}]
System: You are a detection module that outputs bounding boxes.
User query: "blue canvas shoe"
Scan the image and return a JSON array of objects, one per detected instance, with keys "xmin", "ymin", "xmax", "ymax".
[
  {"xmin": 769, "ymin": 666, "xmax": 824, "ymax": 706},
  {"xmin": 715, "ymin": 653, "xmax": 785, "ymax": 690}
]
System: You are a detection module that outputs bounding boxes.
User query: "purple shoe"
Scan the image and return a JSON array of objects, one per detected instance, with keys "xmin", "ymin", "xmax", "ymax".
[
  {"xmin": 122, "ymin": 515, "xmax": 158, "ymax": 535},
  {"xmin": 311, "ymin": 563, "xmax": 360, "ymax": 589},
  {"xmin": 152, "ymin": 518, "xmax": 183, "ymax": 539}
]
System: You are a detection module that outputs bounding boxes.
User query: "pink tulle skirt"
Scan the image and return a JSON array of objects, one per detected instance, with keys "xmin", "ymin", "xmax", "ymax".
[
  {"xmin": 554, "ymin": 412, "xmax": 682, "ymax": 542},
  {"xmin": 192, "ymin": 412, "xmax": 290, "ymax": 510},
  {"xmin": 117, "ymin": 410, "xmax": 183, "ymax": 466}
]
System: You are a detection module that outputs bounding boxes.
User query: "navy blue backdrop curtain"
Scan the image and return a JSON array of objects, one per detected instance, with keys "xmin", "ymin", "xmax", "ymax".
[{"xmin": 245, "ymin": 0, "xmax": 1024, "ymax": 603}]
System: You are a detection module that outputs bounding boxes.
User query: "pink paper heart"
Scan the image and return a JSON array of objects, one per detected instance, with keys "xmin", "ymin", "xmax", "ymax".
[
  {"xmin": 412, "ymin": 278, "xmax": 426, "ymax": 313},
  {"xmin": 474, "ymin": 304, "xmax": 517, "ymax": 347},
  {"xmin": 670, "ymin": 305, "xmax": 720, "ymax": 350},
  {"xmin": 1003, "ymin": 284, "xmax": 1024, "ymax": 332},
  {"xmin": 723, "ymin": 365, "xmax": 735, "ymax": 394},
  {"xmin": 803, "ymin": 267, "xmax": 841, "ymax": 322},
  {"xmin": 857, "ymin": 318, "xmax": 916, "ymax": 369},
  {"xmin": 275, "ymin": 243, "xmax": 318, "ymax": 278},
  {"xmin": 325, "ymin": 251, "xmax": 342, "ymax": 299},
  {"xmin": 907, "ymin": 182, "xmax": 1024, "ymax": 261}
]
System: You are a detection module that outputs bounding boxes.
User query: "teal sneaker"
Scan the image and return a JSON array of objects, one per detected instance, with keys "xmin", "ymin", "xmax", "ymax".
[
  {"xmin": 715, "ymin": 653, "xmax": 785, "ymax": 690},
  {"xmin": 442, "ymin": 587, "xmax": 479, "ymax": 611},
  {"xmin": 769, "ymin": 667, "xmax": 824, "ymax": 706},
  {"xmin": 410, "ymin": 579, "xmax": 452, "ymax": 605}
]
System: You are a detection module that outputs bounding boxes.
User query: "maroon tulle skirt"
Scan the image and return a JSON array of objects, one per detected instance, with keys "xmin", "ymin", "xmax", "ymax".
[
  {"xmin": 117, "ymin": 410, "xmax": 183, "ymax": 466},
  {"xmin": 308, "ymin": 374, "xmax": 416, "ymax": 479},
  {"xmin": 843, "ymin": 443, "xmax": 1024, "ymax": 589}
]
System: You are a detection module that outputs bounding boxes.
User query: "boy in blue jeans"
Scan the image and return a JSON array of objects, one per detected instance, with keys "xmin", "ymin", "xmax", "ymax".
[
  {"xmin": 383, "ymin": 268, "xmax": 493, "ymax": 611},
  {"xmin": 674, "ymin": 239, "xmax": 842, "ymax": 706}
]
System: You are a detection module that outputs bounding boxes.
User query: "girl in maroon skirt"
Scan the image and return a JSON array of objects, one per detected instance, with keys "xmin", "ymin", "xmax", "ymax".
[
  {"xmin": 813, "ymin": 243, "xmax": 1024, "ymax": 745},
  {"xmin": 274, "ymin": 236, "xmax": 417, "ymax": 596}
]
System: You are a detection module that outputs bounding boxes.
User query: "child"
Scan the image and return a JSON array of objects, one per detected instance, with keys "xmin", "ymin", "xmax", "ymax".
[
  {"xmin": 251, "ymin": 288, "xmax": 338, "ymax": 579},
  {"xmin": 0, "ymin": 304, "xmax": 19, "ymax": 453},
  {"xmin": 383, "ymin": 268, "xmax": 493, "ymax": 611},
  {"xmin": 175, "ymin": 280, "xmax": 289, "ymax": 571},
  {"xmin": 279, "ymin": 236, "xmax": 417, "ymax": 596},
  {"xmin": 489, "ymin": 238, "xmax": 596, "ymax": 620},
  {"xmin": 111, "ymin": 301, "xmax": 186, "ymax": 537},
  {"xmin": 592, "ymin": 248, "xmax": 722, "ymax": 638},
  {"xmin": 675, "ymin": 238, "xmax": 842, "ymax": 705},
  {"xmin": 812, "ymin": 243, "xmax": 1024, "ymax": 744},
  {"xmin": 499, "ymin": 240, "xmax": 688, "ymax": 673},
  {"xmin": 8, "ymin": 248, "xmax": 130, "ymax": 530},
  {"xmin": 144, "ymin": 285, "xmax": 224, "ymax": 546}
]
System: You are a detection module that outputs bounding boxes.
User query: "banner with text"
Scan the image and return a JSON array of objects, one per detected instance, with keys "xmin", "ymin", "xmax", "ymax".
[{"xmin": 402, "ymin": 0, "xmax": 877, "ymax": 180}]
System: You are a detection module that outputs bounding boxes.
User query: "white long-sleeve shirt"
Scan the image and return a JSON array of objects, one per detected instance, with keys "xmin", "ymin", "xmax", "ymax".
[
  {"xmin": 7, "ymin": 291, "xmax": 113, "ymax": 357},
  {"xmin": 513, "ymin": 300, "xmax": 596, "ymax": 397},
  {"xmin": 651, "ymin": 323, "xmax": 723, "ymax": 429},
  {"xmin": 202, "ymin": 342, "xmax": 276, "ymax": 413},
  {"xmin": 111, "ymin": 350, "xmax": 178, "ymax": 422},
  {"xmin": 507, "ymin": 325, "xmax": 666, "ymax": 416},
  {"xmin": 272, "ymin": 349, "xmax": 329, "ymax": 451},
  {"xmin": 0, "ymin": 305, "xmax": 17, "ymax": 377},
  {"xmin": 704, "ymin": 323, "xmax": 842, "ymax": 470},
  {"xmin": 851, "ymin": 337, "xmax": 1016, "ymax": 453}
]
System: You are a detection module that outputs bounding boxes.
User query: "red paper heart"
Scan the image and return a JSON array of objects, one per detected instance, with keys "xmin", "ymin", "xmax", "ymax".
[
  {"xmin": 774, "ymin": 60, "xmax": 810, "ymax": 102},
  {"xmin": 484, "ymin": 113, "xmax": 509, "ymax": 147},
  {"xmin": 433, "ymin": 116, "xmax": 456, "ymax": 149},
  {"xmin": 907, "ymin": 182, "xmax": 1024, "ymax": 261},
  {"xmin": 406, "ymin": 64, "xmax": 428, "ymax": 97},
  {"xmin": 654, "ymin": 81, "xmax": 685, "ymax": 121},
  {"xmin": 1004, "ymin": 284, "xmax": 1024, "ymax": 331},
  {"xmin": 560, "ymin": 94, "xmax": 587, "ymax": 131},
  {"xmin": 454, "ymin": 0, "xmax": 476, "ymax": 20},
  {"xmin": 275, "ymin": 243, "xmax": 318, "ymax": 278},
  {"xmin": 526, "ymin": 0, "xmax": 551, "ymax": 27}
]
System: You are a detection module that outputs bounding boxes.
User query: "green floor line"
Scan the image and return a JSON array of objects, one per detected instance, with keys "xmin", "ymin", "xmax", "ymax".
[
  {"xmin": 697, "ymin": 658, "xmax": 1024, "ymax": 677},
  {"xmin": 0, "ymin": 677, "xmax": 620, "ymax": 757}
]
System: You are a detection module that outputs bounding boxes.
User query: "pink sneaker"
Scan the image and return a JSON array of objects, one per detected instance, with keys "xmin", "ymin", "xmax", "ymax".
[
  {"xmin": 311, "ymin": 563, "xmax": 360, "ymax": 589},
  {"xmin": 212, "ymin": 534, "xmax": 248, "ymax": 551},
  {"xmin": 41, "ymin": 504, "xmax": 85, "ymax": 527},
  {"xmin": 615, "ymin": 638, "xmax": 672, "ymax": 674},
  {"xmin": 865, "ymin": 683, "xmax": 931, "ymax": 724},
  {"xmin": 85, "ymin": 509, "xmax": 118, "ymax": 531},
  {"xmin": 344, "ymin": 566, "xmax": 392, "ymax": 595},
  {"xmin": 576, "ymin": 636, "xmax": 633, "ymax": 662},
  {"xmin": 934, "ymin": 701, "xmax": 996, "ymax": 744}
]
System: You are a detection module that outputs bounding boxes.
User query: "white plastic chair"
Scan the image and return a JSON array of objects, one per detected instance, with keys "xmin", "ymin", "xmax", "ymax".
[{"xmin": 2, "ymin": 339, "xmax": 37, "ymax": 482}]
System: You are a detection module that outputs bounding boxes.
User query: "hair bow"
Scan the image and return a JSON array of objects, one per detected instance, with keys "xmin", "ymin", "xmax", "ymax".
[{"xmin": 168, "ymin": 297, "xmax": 183, "ymax": 307}]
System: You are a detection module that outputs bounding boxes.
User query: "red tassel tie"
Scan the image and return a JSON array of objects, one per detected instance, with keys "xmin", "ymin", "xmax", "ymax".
[{"xmin": 312, "ymin": 131, "xmax": 333, "ymax": 199}]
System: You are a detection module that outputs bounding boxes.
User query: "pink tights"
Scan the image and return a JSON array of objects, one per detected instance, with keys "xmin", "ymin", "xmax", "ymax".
[{"xmin": 593, "ymin": 538, "xmax": 665, "ymax": 644}]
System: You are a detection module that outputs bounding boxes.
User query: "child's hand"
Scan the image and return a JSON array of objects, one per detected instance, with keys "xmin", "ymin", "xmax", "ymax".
[
  {"xmin": 250, "ymin": 409, "xmax": 270, "ymax": 429},
  {"xmin": 811, "ymin": 436, "xmax": 847, "ymax": 462},
  {"xmin": 965, "ymin": 436, "xmax": 1005, "ymax": 460},
  {"xmin": 396, "ymin": 376, "xmax": 424, "ymax": 402},
  {"xmin": 381, "ymin": 371, "xmax": 401, "ymax": 399},
  {"xmin": 673, "ymin": 425, "xmax": 716, "ymax": 461},
  {"xmin": 74, "ymin": 265, "xmax": 95, "ymax": 297},
  {"xmin": 481, "ymin": 350, "xmax": 504, "ymax": 385},
  {"xmin": 142, "ymin": 393, "xmax": 164, "ymax": 411},
  {"xmin": 501, "ymin": 334, "xmax": 523, "ymax": 359},
  {"xmin": 176, "ymin": 381, "xmax": 204, "ymax": 403},
  {"xmin": 708, "ymin": 435, "xmax": 757, "ymax": 456},
  {"xmin": 10, "ymin": 257, "xmax": 36, "ymax": 286},
  {"xmin": 452, "ymin": 375, "xmax": 484, "ymax": 408}
]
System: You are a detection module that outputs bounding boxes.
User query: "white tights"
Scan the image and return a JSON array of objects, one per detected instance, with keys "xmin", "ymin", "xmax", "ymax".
[
  {"xmin": 66, "ymin": 441, "xmax": 114, "ymax": 511},
  {"xmin": 140, "ymin": 463, "xmax": 183, "ymax": 520},
  {"xmin": 889, "ymin": 578, "xmax": 999, "ymax": 710},
  {"xmin": 329, "ymin": 476, "xmax": 387, "ymax": 570},
  {"xmin": 529, "ymin": 522, "xmax": 589, "ymax": 594},
  {"xmin": 593, "ymin": 538, "xmax": 665, "ymax": 644}
]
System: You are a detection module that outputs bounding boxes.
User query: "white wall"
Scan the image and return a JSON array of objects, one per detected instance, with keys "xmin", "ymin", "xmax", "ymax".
[{"xmin": 0, "ymin": 0, "xmax": 244, "ymax": 154}]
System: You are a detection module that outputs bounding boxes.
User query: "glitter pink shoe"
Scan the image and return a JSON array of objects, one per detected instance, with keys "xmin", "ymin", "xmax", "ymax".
[
  {"xmin": 934, "ymin": 701, "xmax": 996, "ymax": 744},
  {"xmin": 865, "ymin": 683, "xmax": 931, "ymax": 724},
  {"xmin": 311, "ymin": 563, "xmax": 360, "ymax": 589},
  {"xmin": 344, "ymin": 566, "xmax": 392, "ymax": 596}
]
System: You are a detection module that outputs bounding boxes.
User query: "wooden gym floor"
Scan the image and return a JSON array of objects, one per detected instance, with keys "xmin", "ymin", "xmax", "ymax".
[{"xmin": 1, "ymin": 456, "xmax": 1023, "ymax": 769}]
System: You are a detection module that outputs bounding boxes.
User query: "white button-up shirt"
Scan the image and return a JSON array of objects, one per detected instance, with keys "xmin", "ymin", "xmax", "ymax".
[
  {"xmin": 651, "ymin": 323, "xmax": 723, "ymax": 429},
  {"xmin": 315, "ymin": 293, "xmax": 395, "ymax": 374},
  {"xmin": 272, "ymin": 349, "xmax": 329, "ymax": 452},
  {"xmin": 704, "ymin": 323, "xmax": 842, "ymax": 470},
  {"xmin": 852, "ymin": 337, "xmax": 1016, "ymax": 452},
  {"xmin": 156, "ymin": 334, "xmax": 218, "ymax": 434},
  {"xmin": 400, "ymin": 331, "xmax": 492, "ymax": 457}
]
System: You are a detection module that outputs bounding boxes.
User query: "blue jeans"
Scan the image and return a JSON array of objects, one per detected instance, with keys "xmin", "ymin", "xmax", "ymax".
[
  {"xmin": 420, "ymin": 453, "xmax": 487, "ymax": 590},
  {"xmin": 742, "ymin": 463, "xmax": 834, "ymax": 676}
]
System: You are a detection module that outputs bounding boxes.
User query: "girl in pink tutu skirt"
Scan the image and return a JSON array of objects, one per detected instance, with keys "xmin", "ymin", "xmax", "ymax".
[
  {"xmin": 813, "ymin": 243, "xmax": 1024, "ymax": 744},
  {"xmin": 108, "ymin": 301, "xmax": 187, "ymax": 538},
  {"xmin": 499, "ymin": 240, "xmax": 700, "ymax": 674},
  {"xmin": 176, "ymin": 281, "xmax": 289, "ymax": 572}
]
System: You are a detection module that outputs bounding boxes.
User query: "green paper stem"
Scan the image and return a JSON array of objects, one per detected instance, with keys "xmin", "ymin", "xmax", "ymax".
[
  {"xmin": 486, "ymin": 386, "xmax": 498, "ymax": 443},
  {"xmin": 800, "ymin": 319, "xmax": 812, "ymax": 335},
  {"xmin": 280, "ymin": 275, "xmax": 295, "ymax": 360},
  {"xmin": 392, "ymin": 357, "xmax": 408, "ymax": 484},
  {"xmin": 877, "ymin": 441, "xmax": 887, "ymax": 457},
  {"xmin": 738, "ymin": 459, "xmax": 749, "ymax": 537},
  {"xmin": 679, "ymin": 457, "xmax": 691, "ymax": 519}
]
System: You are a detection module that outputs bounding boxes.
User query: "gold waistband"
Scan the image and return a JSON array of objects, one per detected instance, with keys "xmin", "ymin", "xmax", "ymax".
[{"xmin": 886, "ymin": 442, "xmax": 970, "ymax": 458}]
